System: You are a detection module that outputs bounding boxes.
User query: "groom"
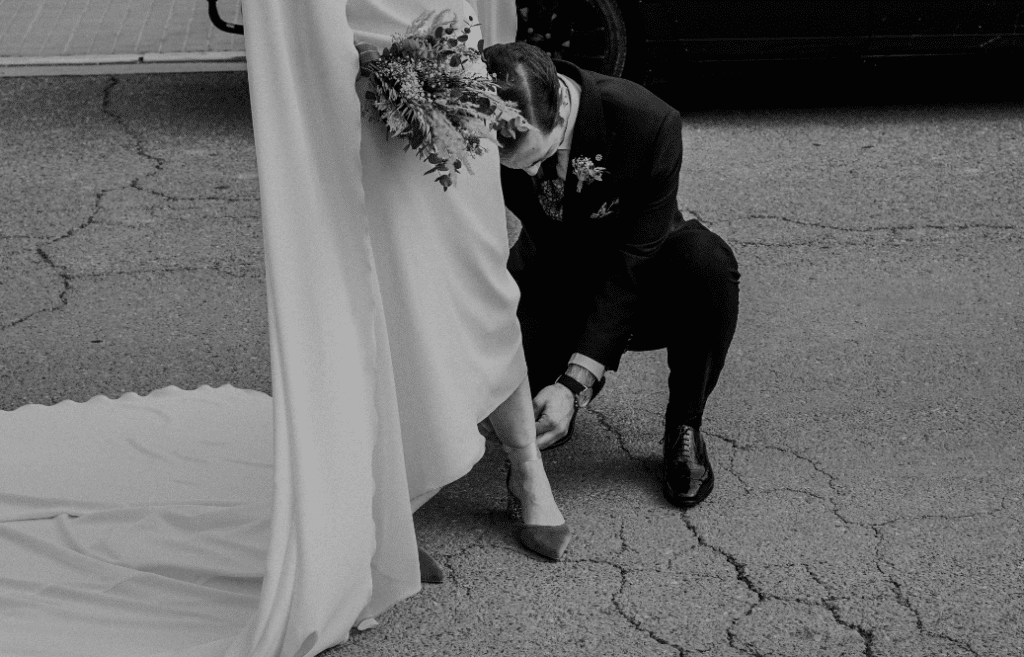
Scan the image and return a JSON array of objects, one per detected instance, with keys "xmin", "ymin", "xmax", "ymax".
[{"xmin": 483, "ymin": 43, "xmax": 740, "ymax": 509}]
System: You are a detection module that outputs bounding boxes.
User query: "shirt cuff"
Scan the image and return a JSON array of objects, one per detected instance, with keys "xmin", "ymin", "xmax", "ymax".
[{"xmin": 568, "ymin": 353, "xmax": 606, "ymax": 382}]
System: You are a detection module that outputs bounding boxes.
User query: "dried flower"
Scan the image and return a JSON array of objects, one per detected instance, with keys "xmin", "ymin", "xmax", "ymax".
[{"xmin": 362, "ymin": 10, "xmax": 529, "ymax": 190}]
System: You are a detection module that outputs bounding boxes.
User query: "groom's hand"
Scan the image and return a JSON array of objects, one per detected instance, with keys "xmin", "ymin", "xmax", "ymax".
[{"xmin": 533, "ymin": 384, "xmax": 575, "ymax": 450}]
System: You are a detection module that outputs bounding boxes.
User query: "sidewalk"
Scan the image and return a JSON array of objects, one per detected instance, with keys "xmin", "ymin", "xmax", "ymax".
[{"xmin": 0, "ymin": 0, "xmax": 245, "ymax": 75}]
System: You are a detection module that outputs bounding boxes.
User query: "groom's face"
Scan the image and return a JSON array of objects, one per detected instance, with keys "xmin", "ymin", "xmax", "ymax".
[{"xmin": 499, "ymin": 123, "xmax": 563, "ymax": 177}]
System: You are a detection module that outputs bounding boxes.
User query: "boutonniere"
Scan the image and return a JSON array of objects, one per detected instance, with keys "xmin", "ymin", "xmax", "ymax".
[
  {"xmin": 571, "ymin": 154, "xmax": 607, "ymax": 193},
  {"xmin": 590, "ymin": 198, "xmax": 619, "ymax": 219}
]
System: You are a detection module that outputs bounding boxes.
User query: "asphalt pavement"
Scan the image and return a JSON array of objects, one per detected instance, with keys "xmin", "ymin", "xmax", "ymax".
[{"xmin": 1, "ymin": 70, "xmax": 1022, "ymax": 657}]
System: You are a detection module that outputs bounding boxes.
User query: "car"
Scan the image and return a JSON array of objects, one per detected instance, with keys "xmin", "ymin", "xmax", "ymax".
[
  {"xmin": 208, "ymin": 0, "xmax": 1024, "ymax": 85},
  {"xmin": 515, "ymin": 0, "xmax": 1024, "ymax": 83}
]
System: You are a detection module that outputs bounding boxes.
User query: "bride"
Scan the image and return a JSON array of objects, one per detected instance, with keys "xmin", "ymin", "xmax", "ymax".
[{"xmin": 0, "ymin": 0, "xmax": 567, "ymax": 656}]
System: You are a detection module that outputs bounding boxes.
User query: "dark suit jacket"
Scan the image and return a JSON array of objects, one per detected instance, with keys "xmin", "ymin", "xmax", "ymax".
[{"xmin": 503, "ymin": 61, "xmax": 683, "ymax": 372}]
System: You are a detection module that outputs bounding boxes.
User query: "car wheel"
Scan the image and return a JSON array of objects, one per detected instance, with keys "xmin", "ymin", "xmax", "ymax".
[{"xmin": 515, "ymin": 0, "xmax": 628, "ymax": 78}]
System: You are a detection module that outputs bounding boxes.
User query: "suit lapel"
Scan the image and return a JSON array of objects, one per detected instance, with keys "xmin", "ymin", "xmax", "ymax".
[{"xmin": 557, "ymin": 62, "xmax": 611, "ymax": 224}]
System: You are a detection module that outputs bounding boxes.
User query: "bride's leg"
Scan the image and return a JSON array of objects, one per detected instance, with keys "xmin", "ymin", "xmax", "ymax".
[{"xmin": 487, "ymin": 377, "xmax": 565, "ymax": 527}]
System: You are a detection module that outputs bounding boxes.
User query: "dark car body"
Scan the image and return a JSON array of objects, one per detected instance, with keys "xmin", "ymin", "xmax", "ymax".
[
  {"xmin": 640, "ymin": 1, "xmax": 1024, "ymax": 79},
  {"xmin": 515, "ymin": 0, "xmax": 1024, "ymax": 83},
  {"xmin": 208, "ymin": 0, "xmax": 1024, "ymax": 85}
]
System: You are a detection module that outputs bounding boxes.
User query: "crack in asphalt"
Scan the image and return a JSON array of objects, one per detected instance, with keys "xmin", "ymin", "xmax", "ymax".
[
  {"xmin": 98, "ymin": 77, "xmax": 259, "ymax": 205},
  {"xmin": 713, "ymin": 434, "xmax": 857, "ymax": 522},
  {"xmin": 430, "ymin": 482, "xmax": 691, "ymax": 653},
  {"xmin": 0, "ymin": 262, "xmax": 260, "ymax": 331},
  {"xmin": 820, "ymin": 597, "xmax": 877, "ymax": 656},
  {"xmin": 748, "ymin": 214, "xmax": 1020, "ymax": 235},
  {"xmin": 580, "ymin": 409, "xmax": 805, "ymax": 654},
  {"xmin": 69, "ymin": 265, "xmax": 260, "ymax": 280},
  {"xmin": 2, "ymin": 178, "xmax": 107, "ymax": 333},
  {"xmin": 712, "ymin": 434, "xmax": 882, "ymax": 655},
  {"xmin": 720, "ymin": 432, "xmax": 1009, "ymax": 656},
  {"xmin": 100, "ymin": 76, "xmax": 167, "ymax": 195},
  {"xmin": 709, "ymin": 212, "xmax": 1023, "ymax": 249},
  {"xmin": 677, "ymin": 512, "xmax": 767, "ymax": 657},
  {"xmin": 2, "ymin": 78, "xmax": 138, "ymax": 332},
  {"xmin": 586, "ymin": 391, "xmax": 1009, "ymax": 655},
  {"xmin": 569, "ymin": 518, "xmax": 687, "ymax": 655},
  {"xmin": 870, "ymin": 524, "xmax": 983, "ymax": 657},
  {"xmin": 612, "ymin": 518, "xmax": 687, "ymax": 656},
  {"xmin": 872, "ymin": 509, "xmax": 1004, "ymax": 527},
  {"xmin": 551, "ymin": 410, "xmax": 726, "ymax": 655},
  {"xmin": 1, "ymin": 245, "xmax": 70, "ymax": 332},
  {"xmin": 1, "ymin": 77, "xmax": 263, "ymax": 333},
  {"xmin": 138, "ymin": 187, "xmax": 259, "ymax": 204},
  {"xmin": 587, "ymin": 406, "xmax": 647, "ymax": 462},
  {"xmin": 598, "ymin": 413, "xmax": 896, "ymax": 657},
  {"xmin": 729, "ymin": 239, "xmax": 829, "ymax": 248}
]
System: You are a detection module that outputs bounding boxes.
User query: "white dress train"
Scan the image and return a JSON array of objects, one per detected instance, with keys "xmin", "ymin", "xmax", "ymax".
[{"xmin": 0, "ymin": 0, "xmax": 526, "ymax": 655}]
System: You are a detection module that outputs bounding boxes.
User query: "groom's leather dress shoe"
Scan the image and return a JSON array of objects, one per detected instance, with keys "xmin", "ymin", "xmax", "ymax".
[{"xmin": 663, "ymin": 424, "xmax": 714, "ymax": 508}]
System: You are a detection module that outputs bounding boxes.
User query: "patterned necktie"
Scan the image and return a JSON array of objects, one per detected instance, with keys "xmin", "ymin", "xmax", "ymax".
[{"xmin": 536, "ymin": 155, "xmax": 564, "ymax": 222}]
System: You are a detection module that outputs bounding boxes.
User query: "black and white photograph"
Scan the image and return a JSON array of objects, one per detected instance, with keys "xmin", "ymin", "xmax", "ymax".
[{"xmin": 0, "ymin": 1, "xmax": 1021, "ymax": 655}]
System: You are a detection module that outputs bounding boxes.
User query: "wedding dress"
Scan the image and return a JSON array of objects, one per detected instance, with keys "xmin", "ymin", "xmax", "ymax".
[{"xmin": 0, "ymin": 1, "xmax": 522, "ymax": 656}]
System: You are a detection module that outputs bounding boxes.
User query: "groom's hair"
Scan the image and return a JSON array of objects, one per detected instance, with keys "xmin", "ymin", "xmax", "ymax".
[{"xmin": 483, "ymin": 42, "xmax": 563, "ymax": 153}]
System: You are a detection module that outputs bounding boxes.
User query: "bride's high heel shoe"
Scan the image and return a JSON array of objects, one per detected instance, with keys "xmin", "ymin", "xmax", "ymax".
[
  {"xmin": 418, "ymin": 547, "xmax": 445, "ymax": 584},
  {"xmin": 504, "ymin": 445, "xmax": 572, "ymax": 561}
]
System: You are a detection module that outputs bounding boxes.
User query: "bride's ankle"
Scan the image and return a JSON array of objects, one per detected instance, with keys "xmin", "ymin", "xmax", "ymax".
[
  {"xmin": 502, "ymin": 442, "xmax": 541, "ymax": 465},
  {"xmin": 509, "ymin": 466, "xmax": 565, "ymax": 526}
]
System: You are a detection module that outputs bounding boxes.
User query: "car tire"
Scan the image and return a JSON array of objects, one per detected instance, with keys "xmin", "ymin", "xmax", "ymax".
[{"xmin": 515, "ymin": 0, "xmax": 631, "ymax": 78}]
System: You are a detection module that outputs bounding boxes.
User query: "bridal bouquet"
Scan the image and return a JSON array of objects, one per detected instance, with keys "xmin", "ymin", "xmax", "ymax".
[{"xmin": 360, "ymin": 11, "xmax": 528, "ymax": 191}]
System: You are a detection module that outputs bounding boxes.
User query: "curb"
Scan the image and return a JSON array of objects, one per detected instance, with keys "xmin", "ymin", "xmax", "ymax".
[{"xmin": 0, "ymin": 51, "xmax": 247, "ymax": 77}]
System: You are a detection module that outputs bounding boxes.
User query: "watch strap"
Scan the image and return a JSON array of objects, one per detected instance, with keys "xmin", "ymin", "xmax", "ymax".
[{"xmin": 555, "ymin": 373, "xmax": 588, "ymax": 396}]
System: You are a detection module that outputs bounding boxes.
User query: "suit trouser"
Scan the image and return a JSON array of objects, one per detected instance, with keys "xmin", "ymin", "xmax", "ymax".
[{"xmin": 514, "ymin": 219, "xmax": 740, "ymax": 430}]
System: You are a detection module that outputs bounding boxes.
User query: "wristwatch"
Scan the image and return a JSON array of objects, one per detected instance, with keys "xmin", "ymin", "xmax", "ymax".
[{"xmin": 556, "ymin": 373, "xmax": 594, "ymax": 409}]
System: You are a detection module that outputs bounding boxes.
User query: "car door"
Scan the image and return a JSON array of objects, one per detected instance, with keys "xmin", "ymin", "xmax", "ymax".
[
  {"xmin": 642, "ymin": 0, "xmax": 873, "ymax": 62},
  {"xmin": 869, "ymin": 1, "xmax": 1024, "ymax": 56}
]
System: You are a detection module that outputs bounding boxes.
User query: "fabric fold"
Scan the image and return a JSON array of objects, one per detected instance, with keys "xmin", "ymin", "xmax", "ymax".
[
  {"xmin": 236, "ymin": 0, "xmax": 420, "ymax": 653},
  {"xmin": 0, "ymin": 1, "xmax": 524, "ymax": 655}
]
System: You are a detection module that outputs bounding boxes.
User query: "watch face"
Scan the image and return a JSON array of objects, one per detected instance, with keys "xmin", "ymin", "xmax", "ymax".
[{"xmin": 577, "ymin": 387, "xmax": 594, "ymax": 408}]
